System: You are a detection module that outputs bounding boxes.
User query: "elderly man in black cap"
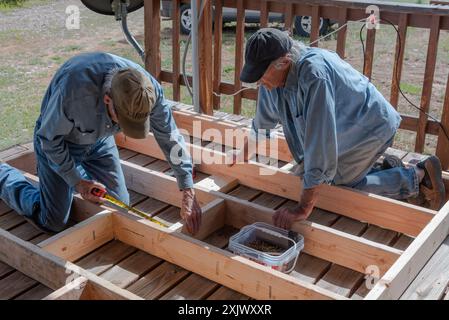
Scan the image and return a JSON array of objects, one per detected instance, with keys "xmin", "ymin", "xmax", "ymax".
[
  {"xmin": 0, "ymin": 52, "xmax": 201, "ymax": 234},
  {"xmin": 230, "ymin": 28, "xmax": 445, "ymax": 230}
]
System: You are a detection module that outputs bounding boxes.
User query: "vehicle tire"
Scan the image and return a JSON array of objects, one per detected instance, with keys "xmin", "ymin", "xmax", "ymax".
[
  {"xmin": 180, "ymin": 4, "xmax": 192, "ymax": 35},
  {"xmin": 294, "ymin": 16, "xmax": 330, "ymax": 38}
]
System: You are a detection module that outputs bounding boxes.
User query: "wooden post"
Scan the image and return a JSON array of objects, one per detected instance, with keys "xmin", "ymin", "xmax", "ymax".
[
  {"xmin": 390, "ymin": 13, "xmax": 408, "ymax": 109},
  {"xmin": 415, "ymin": 15, "xmax": 441, "ymax": 153},
  {"xmin": 436, "ymin": 73, "xmax": 449, "ymax": 170},
  {"xmin": 310, "ymin": 6, "xmax": 320, "ymax": 47},
  {"xmin": 284, "ymin": 3, "xmax": 294, "ymax": 34},
  {"xmin": 336, "ymin": 8, "xmax": 348, "ymax": 59},
  {"xmin": 213, "ymin": 0, "xmax": 223, "ymax": 110},
  {"xmin": 172, "ymin": 0, "xmax": 181, "ymax": 101},
  {"xmin": 233, "ymin": 0, "xmax": 245, "ymax": 115},
  {"xmin": 198, "ymin": 0, "xmax": 214, "ymax": 115},
  {"xmin": 363, "ymin": 28, "xmax": 376, "ymax": 80},
  {"xmin": 144, "ymin": 0, "xmax": 161, "ymax": 80},
  {"xmin": 260, "ymin": 0, "xmax": 269, "ymax": 28}
]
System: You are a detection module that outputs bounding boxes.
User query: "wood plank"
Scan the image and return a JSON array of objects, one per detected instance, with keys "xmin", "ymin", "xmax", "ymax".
[
  {"xmin": 0, "ymin": 211, "xmax": 25, "ymax": 230},
  {"xmin": 43, "ymin": 277, "xmax": 89, "ymax": 300},
  {"xmin": 134, "ymin": 197, "xmax": 170, "ymax": 216},
  {"xmin": 14, "ymin": 284, "xmax": 52, "ymax": 300},
  {"xmin": 113, "ymin": 211, "xmax": 346, "ymax": 300},
  {"xmin": 160, "ymin": 273, "xmax": 218, "ymax": 300},
  {"xmin": 0, "ymin": 228, "xmax": 143, "ymax": 299},
  {"xmin": 390, "ymin": 13, "xmax": 408, "ymax": 109},
  {"xmin": 0, "ymin": 261, "xmax": 14, "ymax": 278},
  {"xmin": 126, "ymin": 262, "xmax": 190, "ymax": 299},
  {"xmin": 228, "ymin": 185, "xmax": 261, "ymax": 201},
  {"xmin": 213, "ymin": 0, "xmax": 223, "ymax": 109},
  {"xmin": 400, "ymin": 236, "xmax": 449, "ymax": 300},
  {"xmin": 284, "ymin": 3, "xmax": 294, "ymax": 33},
  {"xmin": 436, "ymin": 73, "xmax": 449, "ymax": 171},
  {"xmin": 310, "ymin": 6, "xmax": 320, "ymax": 47},
  {"xmin": 316, "ymin": 265, "xmax": 364, "ymax": 297},
  {"xmin": 291, "ymin": 253, "xmax": 331, "ymax": 285},
  {"xmin": 316, "ymin": 217, "xmax": 366, "ymax": 297},
  {"xmin": 9, "ymin": 222, "xmax": 43, "ymax": 241},
  {"xmin": 363, "ymin": 28, "xmax": 376, "ymax": 80},
  {"xmin": 207, "ymin": 286, "xmax": 249, "ymax": 300},
  {"xmin": 0, "ymin": 272, "xmax": 37, "ymax": 299},
  {"xmin": 366, "ymin": 201, "xmax": 449, "ymax": 299},
  {"xmin": 116, "ymin": 132, "xmax": 434, "ymax": 236},
  {"xmin": 76, "ymin": 241, "xmax": 137, "ymax": 276},
  {"xmin": 233, "ymin": 0, "xmax": 245, "ymax": 115},
  {"xmin": 38, "ymin": 211, "xmax": 114, "ymax": 262},
  {"xmin": 393, "ymin": 234, "xmax": 414, "ymax": 250},
  {"xmin": 144, "ymin": 0, "xmax": 161, "ymax": 80},
  {"xmin": 336, "ymin": 7, "xmax": 348, "ymax": 58},
  {"xmin": 101, "ymin": 250, "xmax": 162, "ymax": 289},
  {"xmin": 127, "ymin": 154, "xmax": 157, "ymax": 167},
  {"xmin": 252, "ymin": 192, "xmax": 287, "ymax": 209},
  {"xmin": 172, "ymin": 0, "xmax": 181, "ymax": 101},
  {"xmin": 415, "ymin": 15, "xmax": 441, "ymax": 153},
  {"xmin": 0, "ymin": 201, "xmax": 10, "ymax": 216},
  {"xmin": 198, "ymin": 0, "xmax": 214, "ymax": 115},
  {"xmin": 153, "ymin": 206, "xmax": 181, "ymax": 227},
  {"xmin": 118, "ymin": 148, "xmax": 137, "ymax": 160},
  {"xmin": 259, "ymin": 0, "xmax": 268, "ymax": 28}
]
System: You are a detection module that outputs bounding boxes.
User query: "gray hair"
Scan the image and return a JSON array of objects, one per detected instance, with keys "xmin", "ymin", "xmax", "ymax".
[
  {"xmin": 102, "ymin": 67, "xmax": 121, "ymax": 96},
  {"xmin": 272, "ymin": 39, "xmax": 306, "ymax": 69}
]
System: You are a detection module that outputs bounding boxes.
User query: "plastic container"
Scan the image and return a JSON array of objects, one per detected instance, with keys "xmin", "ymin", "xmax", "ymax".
[{"xmin": 228, "ymin": 222, "xmax": 304, "ymax": 273}]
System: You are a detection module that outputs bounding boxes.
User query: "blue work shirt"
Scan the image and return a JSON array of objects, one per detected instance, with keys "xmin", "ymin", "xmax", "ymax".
[
  {"xmin": 35, "ymin": 52, "xmax": 193, "ymax": 190},
  {"xmin": 252, "ymin": 46, "xmax": 401, "ymax": 189}
]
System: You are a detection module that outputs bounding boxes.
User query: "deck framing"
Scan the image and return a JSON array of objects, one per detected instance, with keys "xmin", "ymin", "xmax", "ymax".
[{"xmin": 1, "ymin": 109, "xmax": 449, "ymax": 299}]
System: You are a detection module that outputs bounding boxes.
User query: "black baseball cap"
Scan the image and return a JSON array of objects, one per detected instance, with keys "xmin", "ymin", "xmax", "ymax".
[{"xmin": 240, "ymin": 28, "xmax": 293, "ymax": 83}]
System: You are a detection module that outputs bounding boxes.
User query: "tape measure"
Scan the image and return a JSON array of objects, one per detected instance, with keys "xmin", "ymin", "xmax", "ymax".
[{"xmin": 91, "ymin": 188, "xmax": 169, "ymax": 228}]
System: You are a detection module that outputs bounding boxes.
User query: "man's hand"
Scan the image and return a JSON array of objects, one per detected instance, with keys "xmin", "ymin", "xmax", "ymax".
[
  {"xmin": 75, "ymin": 179, "xmax": 106, "ymax": 204},
  {"xmin": 273, "ymin": 186, "xmax": 319, "ymax": 229},
  {"xmin": 273, "ymin": 204, "xmax": 312, "ymax": 230},
  {"xmin": 180, "ymin": 188, "xmax": 202, "ymax": 235}
]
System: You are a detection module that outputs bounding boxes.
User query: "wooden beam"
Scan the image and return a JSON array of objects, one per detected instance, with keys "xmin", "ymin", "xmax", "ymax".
[
  {"xmin": 415, "ymin": 15, "xmax": 441, "ymax": 153},
  {"xmin": 336, "ymin": 7, "xmax": 348, "ymax": 59},
  {"xmin": 112, "ymin": 210, "xmax": 346, "ymax": 300},
  {"xmin": 389, "ymin": 13, "xmax": 408, "ymax": 109},
  {"xmin": 198, "ymin": 0, "xmax": 214, "ymax": 114},
  {"xmin": 38, "ymin": 211, "xmax": 114, "ymax": 262},
  {"xmin": 144, "ymin": 0, "xmax": 161, "ymax": 79},
  {"xmin": 233, "ymin": 0, "xmax": 245, "ymax": 114},
  {"xmin": 310, "ymin": 6, "xmax": 320, "ymax": 47},
  {"xmin": 0, "ymin": 228, "xmax": 143, "ymax": 299},
  {"xmin": 436, "ymin": 73, "xmax": 449, "ymax": 171},
  {"xmin": 172, "ymin": 108, "xmax": 292, "ymax": 162},
  {"xmin": 366, "ymin": 200, "xmax": 449, "ymax": 300},
  {"xmin": 118, "ymin": 158, "xmax": 401, "ymax": 275},
  {"xmin": 43, "ymin": 277, "xmax": 89, "ymax": 300},
  {"xmin": 116, "ymin": 133, "xmax": 435, "ymax": 236},
  {"xmin": 172, "ymin": 0, "xmax": 181, "ymax": 101},
  {"xmin": 213, "ymin": 0, "xmax": 223, "ymax": 110}
]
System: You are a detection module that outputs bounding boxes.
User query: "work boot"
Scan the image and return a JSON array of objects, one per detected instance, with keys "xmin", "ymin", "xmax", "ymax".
[{"xmin": 416, "ymin": 156, "xmax": 445, "ymax": 210}]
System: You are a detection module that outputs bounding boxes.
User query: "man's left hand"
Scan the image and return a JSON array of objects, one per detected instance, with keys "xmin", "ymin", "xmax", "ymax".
[
  {"xmin": 272, "ymin": 204, "xmax": 312, "ymax": 230},
  {"xmin": 180, "ymin": 188, "xmax": 202, "ymax": 235}
]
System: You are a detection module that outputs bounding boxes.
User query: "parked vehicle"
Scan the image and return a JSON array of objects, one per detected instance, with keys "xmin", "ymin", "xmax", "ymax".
[{"xmin": 161, "ymin": 1, "xmax": 336, "ymax": 37}]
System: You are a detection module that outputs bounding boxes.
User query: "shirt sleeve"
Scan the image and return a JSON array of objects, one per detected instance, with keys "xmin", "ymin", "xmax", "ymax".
[
  {"xmin": 251, "ymin": 86, "xmax": 280, "ymax": 142},
  {"xmin": 35, "ymin": 89, "xmax": 82, "ymax": 187},
  {"xmin": 302, "ymin": 77, "xmax": 338, "ymax": 189},
  {"xmin": 150, "ymin": 97, "xmax": 193, "ymax": 190}
]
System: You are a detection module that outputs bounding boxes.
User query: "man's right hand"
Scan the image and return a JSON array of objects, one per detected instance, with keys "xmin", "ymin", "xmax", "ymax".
[{"xmin": 75, "ymin": 179, "xmax": 106, "ymax": 204}]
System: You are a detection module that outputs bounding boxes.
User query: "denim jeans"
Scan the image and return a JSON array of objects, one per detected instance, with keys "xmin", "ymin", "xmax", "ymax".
[
  {"xmin": 344, "ymin": 135, "xmax": 420, "ymax": 200},
  {"xmin": 349, "ymin": 166, "xmax": 419, "ymax": 200},
  {"xmin": 0, "ymin": 134, "xmax": 129, "ymax": 232}
]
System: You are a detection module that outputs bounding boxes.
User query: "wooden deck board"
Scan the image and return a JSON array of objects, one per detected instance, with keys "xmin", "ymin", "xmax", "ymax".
[
  {"xmin": 14, "ymin": 284, "xmax": 52, "ymax": 300},
  {"xmin": 0, "ymin": 271, "xmax": 37, "ymax": 299},
  {"xmin": 400, "ymin": 236, "xmax": 449, "ymax": 300}
]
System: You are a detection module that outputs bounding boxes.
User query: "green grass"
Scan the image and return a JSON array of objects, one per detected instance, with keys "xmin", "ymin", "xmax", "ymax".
[{"xmin": 400, "ymin": 83, "xmax": 423, "ymax": 96}]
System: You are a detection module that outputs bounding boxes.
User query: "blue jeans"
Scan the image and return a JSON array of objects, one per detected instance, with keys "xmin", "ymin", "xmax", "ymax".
[
  {"xmin": 0, "ymin": 135, "xmax": 129, "ymax": 232},
  {"xmin": 344, "ymin": 135, "xmax": 420, "ymax": 200},
  {"xmin": 349, "ymin": 166, "xmax": 419, "ymax": 199}
]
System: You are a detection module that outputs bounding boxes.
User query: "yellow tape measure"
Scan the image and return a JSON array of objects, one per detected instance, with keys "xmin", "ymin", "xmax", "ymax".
[{"xmin": 92, "ymin": 188, "xmax": 169, "ymax": 228}]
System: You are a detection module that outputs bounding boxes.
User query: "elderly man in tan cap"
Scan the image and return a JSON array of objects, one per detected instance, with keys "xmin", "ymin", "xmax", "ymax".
[{"xmin": 0, "ymin": 52, "xmax": 201, "ymax": 234}]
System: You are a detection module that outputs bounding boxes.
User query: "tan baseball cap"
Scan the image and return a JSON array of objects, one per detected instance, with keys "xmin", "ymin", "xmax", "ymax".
[{"xmin": 111, "ymin": 68, "xmax": 156, "ymax": 139}]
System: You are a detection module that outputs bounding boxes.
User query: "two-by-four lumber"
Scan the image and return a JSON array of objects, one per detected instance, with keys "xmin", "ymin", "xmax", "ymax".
[
  {"xmin": 112, "ymin": 210, "xmax": 346, "ymax": 300},
  {"xmin": 366, "ymin": 201, "xmax": 449, "ymax": 300},
  {"xmin": 115, "ymin": 132, "xmax": 435, "ymax": 236},
  {"xmin": 117, "ymin": 158, "xmax": 402, "ymax": 276},
  {"xmin": 0, "ymin": 227, "xmax": 143, "ymax": 300}
]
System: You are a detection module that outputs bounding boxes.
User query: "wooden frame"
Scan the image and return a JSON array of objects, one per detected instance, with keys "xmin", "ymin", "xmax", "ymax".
[{"xmin": 1, "ymin": 110, "xmax": 449, "ymax": 299}]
